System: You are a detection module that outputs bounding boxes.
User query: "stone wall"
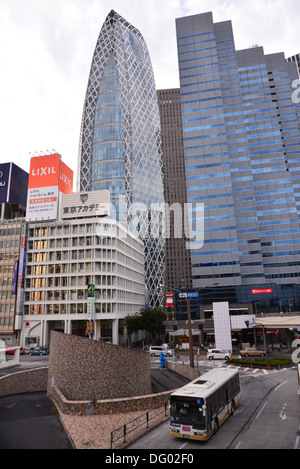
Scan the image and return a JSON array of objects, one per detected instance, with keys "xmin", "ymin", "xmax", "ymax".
[
  {"xmin": 47, "ymin": 332, "xmax": 152, "ymax": 402},
  {"xmin": 166, "ymin": 360, "xmax": 201, "ymax": 381},
  {"xmin": 50, "ymin": 383, "xmax": 172, "ymax": 415},
  {"xmin": 0, "ymin": 367, "xmax": 48, "ymax": 398}
]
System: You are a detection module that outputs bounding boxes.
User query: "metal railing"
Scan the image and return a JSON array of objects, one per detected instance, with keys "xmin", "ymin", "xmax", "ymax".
[
  {"xmin": 110, "ymin": 402, "xmax": 169, "ymax": 449},
  {"xmin": 256, "ymin": 312, "xmax": 300, "ymax": 317}
]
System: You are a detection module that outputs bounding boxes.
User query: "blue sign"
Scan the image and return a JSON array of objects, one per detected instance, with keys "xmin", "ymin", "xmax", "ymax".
[
  {"xmin": 0, "ymin": 163, "xmax": 28, "ymax": 206},
  {"xmin": 179, "ymin": 292, "xmax": 199, "ymax": 298},
  {"xmin": 0, "ymin": 163, "xmax": 10, "ymax": 203}
]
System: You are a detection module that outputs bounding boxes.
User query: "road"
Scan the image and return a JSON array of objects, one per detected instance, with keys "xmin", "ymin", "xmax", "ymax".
[
  {"xmin": 129, "ymin": 364, "xmax": 300, "ymax": 450},
  {"xmin": 0, "ymin": 392, "xmax": 73, "ymax": 449},
  {"xmin": 1, "ymin": 353, "xmax": 299, "ymax": 450},
  {"xmin": 0, "ymin": 354, "xmax": 49, "ymax": 377}
]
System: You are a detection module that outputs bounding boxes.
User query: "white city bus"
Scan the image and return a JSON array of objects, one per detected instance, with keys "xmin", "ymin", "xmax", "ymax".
[{"xmin": 170, "ymin": 367, "xmax": 241, "ymax": 441}]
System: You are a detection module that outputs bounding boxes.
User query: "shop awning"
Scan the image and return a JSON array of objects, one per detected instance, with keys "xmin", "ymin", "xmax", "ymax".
[
  {"xmin": 169, "ymin": 328, "xmax": 201, "ymax": 337},
  {"xmin": 255, "ymin": 315, "xmax": 300, "ymax": 328}
]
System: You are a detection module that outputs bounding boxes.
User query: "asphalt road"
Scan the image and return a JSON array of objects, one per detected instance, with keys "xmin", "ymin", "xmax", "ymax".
[
  {"xmin": 0, "ymin": 392, "xmax": 73, "ymax": 449},
  {"xmin": 0, "ymin": 357, "xmax": 185, "ymax": 450},
  {"xmin": 1, "ymin": 354, "xmax": 298, "ymax": 450},
  {"xmin": 128, "ymin": 367, "xmax": 300, "ymax": 450},
  {"xmin": 151, "ymin": 368, "xmax": 189, "ymax": 392}
]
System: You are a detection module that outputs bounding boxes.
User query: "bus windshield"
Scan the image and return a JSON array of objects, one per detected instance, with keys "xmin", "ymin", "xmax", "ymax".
[{"xmin": 170, "ymin": 397, "xmax": 206, "ymax": 430}]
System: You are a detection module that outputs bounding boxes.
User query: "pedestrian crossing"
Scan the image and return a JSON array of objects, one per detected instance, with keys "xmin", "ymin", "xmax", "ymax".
[
  {"xmin": 199, "ymin": 360, "xmax": 296, "ymax": 377},
  {"xmin": 150, "ymin": 356, "xmax": 297, "ymax": 376}
]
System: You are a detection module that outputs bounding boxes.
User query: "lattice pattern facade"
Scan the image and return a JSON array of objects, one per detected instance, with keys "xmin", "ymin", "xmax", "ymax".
[{"xmin": 78, "ymin": 11, "xmax": 165, "ymax": 307}]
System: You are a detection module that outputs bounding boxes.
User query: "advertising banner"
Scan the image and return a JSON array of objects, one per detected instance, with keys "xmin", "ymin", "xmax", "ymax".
[
  {"xmin": 12, "ymin": 260, "xmax": 19, "ymax": 295},
  {"xmin": 60, "ymin": 161, "xmax": 74, "ymax": 194},
  {"xmin": 15, "ymin": 248, "xmax": 27, "ymax": 329},
  {"xmin": 0, "ymin": 163, "xmax": 29, "ymax": 207},
  {"xmin": 166, "ymin": 292, "xmax": 173, "ymax": 307},
  {"xmin": 26, "ymin": 154, "xmax": 60, "ymax": 222},
  {"xmin": 9, "ymin": 164, "xmax": 29, "ymax": 206},
  {"xmin": 26, "ymin": 154, "xmax": 73, "ymax": 222},
  {"xmin": 251, "ymin": 289, "xmax": 273, "ymax": 295},
  {"xmin": 0, "ymin": 163, "xmax": 10, "ymax": 203},
  {"xmin": 87, "ymin": 284, "xmax": 95, "ymax": 324},
  {"xmin": 26, "ymin": 186, "xmax": 58, "ymax": 222},
  {"xmin": 28, "ymin": 154, "xmax": 61, "ymax": 189}
]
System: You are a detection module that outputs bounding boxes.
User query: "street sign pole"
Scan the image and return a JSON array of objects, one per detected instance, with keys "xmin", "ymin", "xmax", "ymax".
[{"xmin": 87, "ymin": 284, "xmax": 95, "ymax": 339}]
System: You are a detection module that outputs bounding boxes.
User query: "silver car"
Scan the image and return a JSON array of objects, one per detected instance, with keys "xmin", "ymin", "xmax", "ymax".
[{"xmin": 149, "ymin": 346, "xmax": 173, "ymax": 357}]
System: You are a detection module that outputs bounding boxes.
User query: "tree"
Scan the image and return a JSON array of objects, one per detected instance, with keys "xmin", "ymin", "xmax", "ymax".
[{"xmin": 125, "ymin": 307, "xmax": 167, "ymax": 343}]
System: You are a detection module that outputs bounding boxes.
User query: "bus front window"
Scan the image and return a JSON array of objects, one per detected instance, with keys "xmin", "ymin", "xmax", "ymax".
[{"xmin": 170, "ymin": 400, "xmax": 206, "ymax": 430}]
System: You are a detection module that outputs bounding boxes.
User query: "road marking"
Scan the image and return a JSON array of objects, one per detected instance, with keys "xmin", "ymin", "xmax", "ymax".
[
  {"xmin": 255, "ymin": 401, "xmax": 268, "ymax": 420},
  {"xmin": 235, "ymin": 441, "xmax": 242, "ymax": 449},
  {"xmin": 294, "ymin": 426, "xmax": 300, "ymax": 450},
  {"xmin": 275, "ymin": 380, "xmax": 288, "ymax": 391},
  {"xmin": 179, "ymin": 442, "xmax": 187, "ymax": 449}
]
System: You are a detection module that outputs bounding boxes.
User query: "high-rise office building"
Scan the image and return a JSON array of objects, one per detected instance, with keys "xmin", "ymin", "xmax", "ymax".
[
  {"xmin": 78, "ymin": 10, "xmax": 165, "ymax": 307},
  {"xmin": 0, "ymin": 162, "xmax": 28, "ymax": 344},
  {"xmin": 176, "ymin": 11, "xmax": 300, "ymax": 294},
  {"xmin": 287, "ymin": 54, "xmax": 300, "ymax": 78},
  {"xmin": 157, "ymin": 89, "xmax": 192, "ymax": 292}
]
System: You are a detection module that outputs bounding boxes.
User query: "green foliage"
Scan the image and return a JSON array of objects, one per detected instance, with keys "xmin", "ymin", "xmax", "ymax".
[
  {"xmin": 231, "ymin": 357, "xmax": 293, "ymax": 368},
  {"xmin": 125, "ymin": 307, "xmax": 167, "ymax": 339}
]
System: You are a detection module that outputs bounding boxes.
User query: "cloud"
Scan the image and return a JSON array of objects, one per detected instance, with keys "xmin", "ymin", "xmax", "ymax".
[
  {"xmin": 0, "ymin": 0, "xmax": 298, "ymax": 182},
  {"xmin": 185, "ymin": 0, "xmax": 300, "ymax": 56}
]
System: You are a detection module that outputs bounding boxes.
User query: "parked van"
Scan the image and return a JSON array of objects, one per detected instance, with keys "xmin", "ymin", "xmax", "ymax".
[
  {"xmin": 148, "ymin": 346, "xmax": 173, "ymax": 357},
  {"xmin": 207, "ymin": 349, "xmax": 232, "ymax": 361}
]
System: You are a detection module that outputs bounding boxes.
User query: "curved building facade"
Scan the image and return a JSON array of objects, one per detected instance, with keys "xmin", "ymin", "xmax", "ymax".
[{"xmin": 78, "ymin": 11, "xmax": 165, "ymax": 307}]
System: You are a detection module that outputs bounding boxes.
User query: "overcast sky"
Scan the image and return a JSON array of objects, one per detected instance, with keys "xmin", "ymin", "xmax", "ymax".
[{"xmin": 0, "ymin": 0, "xmax": 299, "ymax": 183}]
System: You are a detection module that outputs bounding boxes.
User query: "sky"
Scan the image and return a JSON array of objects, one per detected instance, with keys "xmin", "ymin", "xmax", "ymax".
[{"xmin": 0, "ymin": 0, "xmax": 299, "ymax": 185}]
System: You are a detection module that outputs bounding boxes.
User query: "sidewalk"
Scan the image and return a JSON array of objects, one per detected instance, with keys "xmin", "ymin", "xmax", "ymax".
[{"xmin": 59, "ymin": 406, "xmax": 169, "ymax": 449}]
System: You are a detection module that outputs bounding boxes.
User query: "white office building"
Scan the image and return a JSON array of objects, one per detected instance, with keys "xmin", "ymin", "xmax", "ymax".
[{"xmin": 21, "ymin": 213, "xmax": 145, "ymax": 348}]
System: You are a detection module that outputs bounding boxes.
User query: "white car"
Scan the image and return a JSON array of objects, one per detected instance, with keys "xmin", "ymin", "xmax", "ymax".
[
  {"xmin": 207, "ymin": 349, "xmax": 232, "ymax": 361},
  {"xmin": 148, "ymin": 346, "xmax": 173, "ymax": 357}
]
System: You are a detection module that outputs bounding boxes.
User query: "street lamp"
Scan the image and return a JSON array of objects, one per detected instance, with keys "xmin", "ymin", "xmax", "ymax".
[
  {"xmin": 246, "ymin": 320, "xmax": 268, "ymax": 369},
  {"xmin": 257, "ymin": 322, "xmax": 269, "ymax": 369},
  {"xmin": 162, "ymin": 281, "xmax": 219, "ymax": 368},
  {"xmin": 181, "ymin": 281, "xmax": 219, "ymax": 368}
]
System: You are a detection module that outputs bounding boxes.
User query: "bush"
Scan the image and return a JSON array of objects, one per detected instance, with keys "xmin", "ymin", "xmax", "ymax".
[{"xmin": 230, "ymin": 357, "xmax": 293, "ymax": 368}]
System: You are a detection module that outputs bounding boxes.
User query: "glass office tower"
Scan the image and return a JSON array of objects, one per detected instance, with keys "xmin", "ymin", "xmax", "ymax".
[
  {"xmin": 176, "ymin": 12, "xmax": 300, "ymax": 290},
  {"xmin": 157, "ymin": 89, "xmax": 193, "ymax": 292},
  {"xmin": 287, "ymin": 54, "xmax": 300, "ymax": 78},
  {"xmin": 78, "ymin": 11, "xmax": 165, "ymax": 307}
]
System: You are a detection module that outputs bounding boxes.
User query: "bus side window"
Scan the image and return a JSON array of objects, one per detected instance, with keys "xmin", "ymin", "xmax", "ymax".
[{"xmin": 206, "ymin": 400, "xmax": 212, "ymax": 432}]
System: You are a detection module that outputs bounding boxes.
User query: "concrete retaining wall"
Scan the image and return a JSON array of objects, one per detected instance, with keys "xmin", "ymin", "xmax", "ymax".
[
  {"xmin": 47, "ymin": 332, "xmax": 152, "ymax": 401},
  {"xmin": 50, "ymin": 383, "xmax": 172, "ymax": 415},
  {"xmin": 0, "ymin": 367, "xmax": 48, "ymax": 398},
  {"xmin": 166, "ymin": 359, "xmax": 201, "ymax": 381}
]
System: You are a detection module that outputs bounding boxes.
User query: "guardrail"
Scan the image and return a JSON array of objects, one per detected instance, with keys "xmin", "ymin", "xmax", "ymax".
[
  {"xmin": 256, "ymin": 312, "xmax": 300, "ymax": 317},
  {"xmin": 110, "ymin": 403, "xmax": 169, "ymax": 449}
]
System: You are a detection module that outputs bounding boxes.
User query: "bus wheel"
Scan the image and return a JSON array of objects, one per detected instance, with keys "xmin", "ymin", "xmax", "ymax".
[
  {"xmin": 231, "ymin": 401, "xmax": 236, "ymax": 415},
  {"xmin": 213, "ymin": 419, "xmax": 219, "ymax": 434}
]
